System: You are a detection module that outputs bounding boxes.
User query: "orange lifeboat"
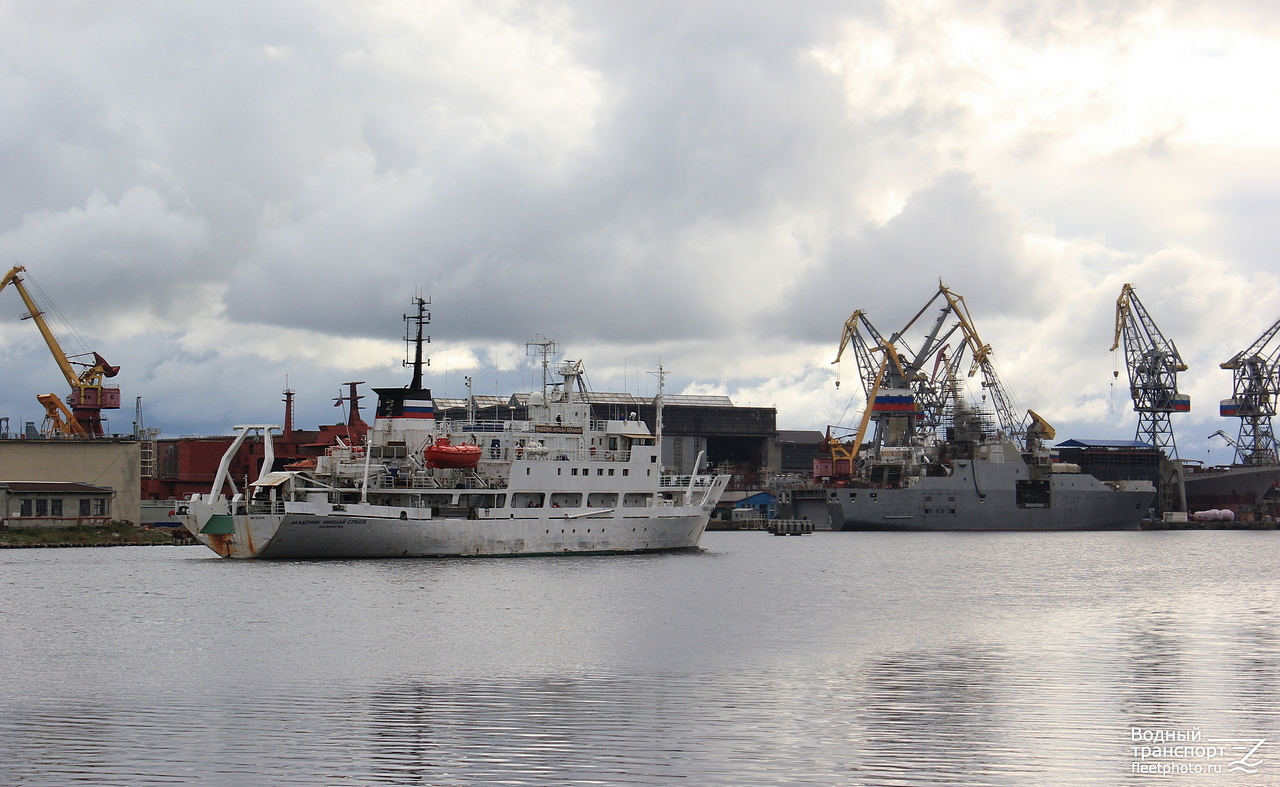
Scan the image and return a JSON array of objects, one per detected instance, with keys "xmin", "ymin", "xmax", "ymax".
[{"xmin": 424, "ymin": 436, "xmax": 482, "ymax": 469}]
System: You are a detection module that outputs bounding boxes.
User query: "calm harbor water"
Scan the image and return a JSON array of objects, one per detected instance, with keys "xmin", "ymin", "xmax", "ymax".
[{"xmin": 2, "ymin": 530, "xmax": 1278, "ymax": 785}]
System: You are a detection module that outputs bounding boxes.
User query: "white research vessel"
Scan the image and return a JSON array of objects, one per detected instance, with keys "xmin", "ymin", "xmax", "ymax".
[{"xmin": 179, "ymin": 308, "xmax": 729, "ymax": 559}]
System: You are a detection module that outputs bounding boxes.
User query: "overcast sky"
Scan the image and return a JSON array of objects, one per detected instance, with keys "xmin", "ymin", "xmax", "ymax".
[{"xmin": 2, "ymin": 1, "xmax": 1279, "ymax": 463}]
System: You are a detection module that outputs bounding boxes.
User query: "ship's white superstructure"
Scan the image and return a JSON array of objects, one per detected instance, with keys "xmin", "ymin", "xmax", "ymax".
[{"xmin": 180, "ymin": 347, "xmax": 728, "ymax": 558}]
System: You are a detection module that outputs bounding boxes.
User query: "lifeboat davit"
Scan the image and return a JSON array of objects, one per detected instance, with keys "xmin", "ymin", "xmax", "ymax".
[{"xmin": 424, "ymin": 436, "xmax": 482, "ymax": 469}]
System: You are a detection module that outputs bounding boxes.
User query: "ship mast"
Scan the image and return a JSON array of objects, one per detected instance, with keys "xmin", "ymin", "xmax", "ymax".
[
  {"xmin": 405, "ymin": 296, "xmax": 431, "ymax": 390},
  {"xmin": 525, "ymin": 335, "xmax": 557, "ymax": 400},
  {"xmin": 649, "ymin": 364, "xmax": 668, "ymax": 464}
]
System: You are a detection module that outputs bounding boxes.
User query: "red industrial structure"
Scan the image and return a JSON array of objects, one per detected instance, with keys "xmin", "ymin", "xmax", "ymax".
[{"xmin": 140, "ymin": 385, "xmax": 370, "ymax": 501}]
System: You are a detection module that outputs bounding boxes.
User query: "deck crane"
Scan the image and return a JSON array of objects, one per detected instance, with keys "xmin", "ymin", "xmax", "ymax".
[
  {"xmin": 1110, "ymin": 283, "xmax": 1190, "ymax": 459},
  {"xmin": 0, "ymin": 265, "xmax": 121, "ymax": 437},
  {"xmin": 1218, "ymin": 316, "xmax": 1280, "ymax": 466}
]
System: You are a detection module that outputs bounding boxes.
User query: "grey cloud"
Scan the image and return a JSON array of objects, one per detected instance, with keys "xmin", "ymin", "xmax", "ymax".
[
  {"xmin": 2, "ymin": 1, "xmax": 1277, "ymax": 450},
  {"xmin": 782, "ymin": 170, "xmax": 1040, "ymax": 344}
]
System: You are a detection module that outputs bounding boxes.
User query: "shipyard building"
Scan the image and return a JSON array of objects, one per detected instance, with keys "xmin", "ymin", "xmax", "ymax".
[
  {"xmin": 0, "ymin": 436, "xmax": 141, "ymax": 527},
  {"xmin": 434, "ymin": 392, "xmax": 779, "ymax": 484}
]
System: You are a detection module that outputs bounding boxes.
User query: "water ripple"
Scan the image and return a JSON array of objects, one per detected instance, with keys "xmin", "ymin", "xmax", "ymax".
[{"xmin": 2, "ymin": 533, "xmax": 1279, "ymax": 785}]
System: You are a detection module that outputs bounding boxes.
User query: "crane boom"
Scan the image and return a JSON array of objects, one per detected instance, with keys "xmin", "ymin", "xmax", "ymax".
[
  {"xmin": 1, "ymin": 265, "xmax": 121, "ymax": 437},
  {"xmin": 936, "ymin": 284, "xmax": 1026, "ymax": 439},
  {"xmin": 1, "ymin": 266, "xmax": 80, "ymax": 387},
  {"xmin": 36, "ymin": 393, "xmax": 89, "ymax": 438},
  {"xmin": 833, "ymin": 310, "xmax": 909, "ymax": 397}
]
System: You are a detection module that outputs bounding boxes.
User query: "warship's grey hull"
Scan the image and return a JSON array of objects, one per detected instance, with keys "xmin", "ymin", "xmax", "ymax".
[
  {"xmin": 1183, "ymin": 465, "xmax": 1280, "ymax": 510},
  {"xmin": 829, "ymin": 455, "xmax": 1155, "ymax": 531}
]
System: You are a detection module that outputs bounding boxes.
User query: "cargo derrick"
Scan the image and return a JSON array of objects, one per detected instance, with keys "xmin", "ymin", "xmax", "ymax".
[
  {"xmin": 1110, "ymin": 283, "xmax": 1189, "ymax": 512},
  {"xmin": 1219, "ymin": 316, "xmax": 1280, "ymax": 466},
  {"xmin": 1, "ymin": 266, "xmax": 121, "ymax": 437}
]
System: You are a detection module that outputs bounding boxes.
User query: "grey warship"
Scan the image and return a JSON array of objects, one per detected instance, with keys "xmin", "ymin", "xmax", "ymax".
[{"xmin": 810, "ymin": 284, "xmax": 1155, "ymax": 531}]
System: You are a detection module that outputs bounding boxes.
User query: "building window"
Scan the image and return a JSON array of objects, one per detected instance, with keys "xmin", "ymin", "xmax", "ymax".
[
  {"xmin": 36, "ymin": 499, "xmax": 47, "ymax": 516},
  {"xmin": 20, "ymin": 499, "xmax": 32, "ymax": 517},
  {"xmin": 50, "ymin": 499, "xmax": 63, "ymax": 517},
  {"xmin": 93, "ymin": 498, "xmax": 106, "ymax": 516},
  {"xmin": 80, "ymin": 499, "xmax": 91, "ymax": 516}
]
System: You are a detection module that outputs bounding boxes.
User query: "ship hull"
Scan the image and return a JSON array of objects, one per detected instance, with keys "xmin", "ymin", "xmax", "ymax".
[
  {"xmin": 182, "ymin": 501, "xmax": 717, "ymax": 559},
  {"xmin": 829, "ymin": 455, "xmax": 1155, "ymax": 532},
  {"xmin": 1183, "ymin": 465, "xmax": 1280, "ymax": 510},
  {"xmin": 830, "ymin": 491, "xmax": 1152, "ymax": 531}
]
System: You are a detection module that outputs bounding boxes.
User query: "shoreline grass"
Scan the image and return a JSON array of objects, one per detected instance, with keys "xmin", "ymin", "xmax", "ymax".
[{"xmin": 0, "ymin": 523, "xmax": 185, "ymax": 548}]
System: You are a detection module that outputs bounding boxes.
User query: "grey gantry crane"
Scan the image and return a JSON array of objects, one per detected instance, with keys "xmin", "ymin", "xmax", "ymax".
[
  {"xmin": 1111, "ymin": 283, "xmax": 1189, "ymax": 512},
  {"xmin": 1218, "ymin": 316, "xmax": 1280, "ymax": 466},
  {"xmin": 1111, "ymin": 283, "xmax": 1190, "ymax": 457}
]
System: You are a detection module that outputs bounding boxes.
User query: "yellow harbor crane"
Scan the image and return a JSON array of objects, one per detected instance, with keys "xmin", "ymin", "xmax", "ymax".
[
  {"xmin": 825, "ymin": 283, "xmax": 1051, "ymax": 475},
  {"xmin": 1, "ymin": 265, "xmax": 121, "ymax": 437}
]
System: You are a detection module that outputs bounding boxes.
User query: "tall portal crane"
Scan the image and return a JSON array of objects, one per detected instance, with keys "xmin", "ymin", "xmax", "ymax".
[
  {"xmin": 1111, "ymin": 283, "xmax": 1189, "ymax": 514},
  {"xmin": 1111, "ymin": 283, "xmax": 1190, "ymax": 459},
  {"xmin": 829, "ymin": 283, "xmax": 1040, "ymax": 471},
  {"xmin": 1, "ymin": 265, "xmax": 121, "ymax": 437},
  {"xmin": 1218, "ymin": 316, "xmax": 1280, "ymax": 466},
  {"xmin": 832, "ymin": 303, "xmax": 960, "ymax": 454}
]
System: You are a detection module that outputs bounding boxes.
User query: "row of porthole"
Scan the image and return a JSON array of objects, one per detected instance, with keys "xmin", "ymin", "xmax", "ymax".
[
  {"xmin": 544, "ymin": 527, "xmax": 650, "ymax": 534},
  {"xmin": 529, "ymin": 467, "xmax": 646, "ymax": 476},
  {"xmin": 562, "ymin": 467, "xmax": 628, "ymax": 477}
]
